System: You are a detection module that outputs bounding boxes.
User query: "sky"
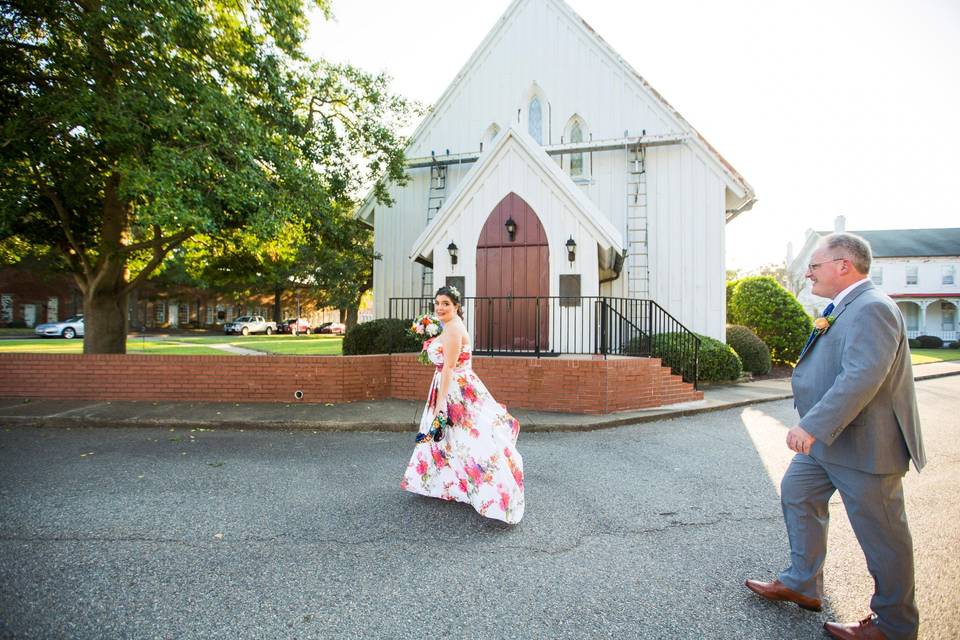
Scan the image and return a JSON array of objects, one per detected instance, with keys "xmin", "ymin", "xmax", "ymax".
[{"xmin": 306, "ymin": 0, "xmax": 960, "ymax": 272}]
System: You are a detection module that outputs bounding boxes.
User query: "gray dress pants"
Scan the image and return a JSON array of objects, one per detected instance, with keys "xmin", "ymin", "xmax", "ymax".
[{"xmin": 777, "ymin": 454, "xmax": 919, "ymax": 640}]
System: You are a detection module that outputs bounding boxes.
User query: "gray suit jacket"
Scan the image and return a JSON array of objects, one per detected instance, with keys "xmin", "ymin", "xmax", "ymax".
[{"xmin": 792, "ymin": 281, "xmax": 926, "ymax": 474}]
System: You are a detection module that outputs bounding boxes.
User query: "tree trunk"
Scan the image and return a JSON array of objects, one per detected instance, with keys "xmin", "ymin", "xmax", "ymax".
[
  {"xmin": 345, "ymin": 306, "xmax": 359, "ymax": 331},
  {"xmin": 273, "ymin": 287, "xmax": 283, "ymax": 323},
  {"xmin": 83, "ymin": 281, "xmax": 129, "ymax": 353}
]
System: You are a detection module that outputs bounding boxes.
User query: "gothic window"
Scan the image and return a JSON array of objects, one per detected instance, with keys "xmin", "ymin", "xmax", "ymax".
[
  {"xmin": 528, "ymin": 96, "xmax": 543, "ymax": 144},
  {"xmin": 569, "ymin": 120, "xmax": 584, "ymax": 177}
]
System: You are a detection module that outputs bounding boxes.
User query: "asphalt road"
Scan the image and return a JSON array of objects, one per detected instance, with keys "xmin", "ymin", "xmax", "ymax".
[{"xmin": 1, "ymin": 377, "xmax": 957, "ymax": 640}]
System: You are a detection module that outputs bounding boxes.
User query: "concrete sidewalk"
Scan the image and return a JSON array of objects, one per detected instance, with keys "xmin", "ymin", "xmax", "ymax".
[{"xmin": 2, "ymin": 361, "xmax": 958, "ymax": 432}]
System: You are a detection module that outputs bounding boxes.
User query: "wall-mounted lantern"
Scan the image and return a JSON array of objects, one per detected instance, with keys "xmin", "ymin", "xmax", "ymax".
[
  {"xmin": 566, "ymin": 237, "xmax": 577, "ymax": 262},
  {"xmin": 447, "ymin": 242, "xmax": 459, "ymax": 266},
  {"xmin": 505, "ymin": 217, "xmax": 517, "ymax": 241}
]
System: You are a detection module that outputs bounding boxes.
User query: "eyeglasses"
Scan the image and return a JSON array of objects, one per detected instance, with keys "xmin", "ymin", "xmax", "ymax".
[{"xmin": 807, "ymin": 257, "xmax": 846, "ymax": 272}]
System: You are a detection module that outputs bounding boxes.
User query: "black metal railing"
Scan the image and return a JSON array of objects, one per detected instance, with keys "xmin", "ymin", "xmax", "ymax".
[{"xmin": 388, "ymin": 296, "xmax": 701, "ymax": 386}]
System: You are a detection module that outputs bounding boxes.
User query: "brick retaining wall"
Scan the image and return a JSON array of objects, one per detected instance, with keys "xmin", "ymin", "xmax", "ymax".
[{"xmin": 0, "ymin": 353, "xmax": 702, "ymax": 414}]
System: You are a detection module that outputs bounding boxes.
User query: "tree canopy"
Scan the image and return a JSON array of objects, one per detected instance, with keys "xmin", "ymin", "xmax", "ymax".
[{"xmin": 0, "ymin": 0, "xmax": 411, "ymax": 351}]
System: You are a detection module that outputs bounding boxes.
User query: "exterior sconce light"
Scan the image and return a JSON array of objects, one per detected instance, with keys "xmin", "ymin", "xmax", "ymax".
[
  {"xmin": 505, "ymin": 217, "xmax": 517, "ymax": 241},
  {"xmin": 447, "ymin": 241, "xmax": 459, "ymax": 265},
  {"xmin": 566, "ymin": 237, "xmax": 577, "ymax": 262}
]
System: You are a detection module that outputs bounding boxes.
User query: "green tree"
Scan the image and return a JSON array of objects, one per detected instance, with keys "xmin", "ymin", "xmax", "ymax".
[
  {"xmin": 310, "ymin": 217, "xmax": 376, "ymax": 329},
  {"xmin": 0, "ymin": 0, "xmax": 410, "ymax": 352},
  {"xmin": 751, "ymin": 262, "xmax": 805, "ymax": 296},
  {"xmin": 728, "ymin": 276, "xmax": 813, "ymax": 365}
]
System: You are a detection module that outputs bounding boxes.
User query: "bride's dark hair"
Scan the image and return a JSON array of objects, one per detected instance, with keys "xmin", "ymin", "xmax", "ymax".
[{"xmin": 435, "ymin": 285, "xmax": 464, "ymax": 319}]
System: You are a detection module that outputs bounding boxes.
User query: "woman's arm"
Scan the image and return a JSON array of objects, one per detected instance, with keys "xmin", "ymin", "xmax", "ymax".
[{"xmin": 435, "ymin": 326, "xmax": 462, "ymax": 413}]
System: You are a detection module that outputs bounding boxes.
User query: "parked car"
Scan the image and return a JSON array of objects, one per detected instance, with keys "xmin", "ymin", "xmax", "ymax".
[
  {"xmin": 277, "ymin": 318, "xmax": 312, "ymax": 334},
  {"xmin": 317, "ymin": 322, "xmax": 346, "ymax": 335},
  {"xmin": 223, "ymin": 316, "xmax": 277, "ymax": 336},
  {"xmin": 34, "ymin": 314, "xmax": 85, "ymax": 339}
]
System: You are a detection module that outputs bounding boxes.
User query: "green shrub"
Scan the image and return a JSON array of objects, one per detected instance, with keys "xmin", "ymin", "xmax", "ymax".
[
  {"xmin": 651, "ymin": 332, "xmax": 742, "ymax": 383},
  {"xmin": 621, "ymin": 335, "xmax": 650, "ymax": 355},
  {"xmin": 342, "ymin": 318, "xmax": 423, "ymax": 355},
  {"xmin": 948, "ymin": 341, "xmax": 960, "ymax": 350},
  {"xmin": 726, "ymin": 324, "xmax": 772, "ymax": 375},
  {"xmin": 728, "ymin": 276, "xmax": 813, "ymax": 365},
  {"xmin": 908, "ymin": 338, "xmax": 921, "ymax": 349},
  {"xmin": 916, "ymin": 335, "xmax": 944, "ymax": 348},
  {"xmin": 726, "ymin": 279, "xmax": 740, "ymax": 320}
]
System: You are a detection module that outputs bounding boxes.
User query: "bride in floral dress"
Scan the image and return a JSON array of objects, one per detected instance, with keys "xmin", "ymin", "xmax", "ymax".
[{"xmin": 400, "ymin": 286, "xmax": 525, "ymax": 524}]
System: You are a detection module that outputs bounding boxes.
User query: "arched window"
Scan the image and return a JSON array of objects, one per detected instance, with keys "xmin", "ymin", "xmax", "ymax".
[
  {"xmin": 564, "ymin": 115, "xmax": 589, "ymax": 179},
  {"xmin": 569, "ymin": 121, "xmax": 584, "ymax": 177},
  {"xmin": 528, "ymin": 96, "xmax": 543, "ymax": 144}
]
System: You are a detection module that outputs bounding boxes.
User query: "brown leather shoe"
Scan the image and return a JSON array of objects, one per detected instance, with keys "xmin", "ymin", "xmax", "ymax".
[
  {"xmin": 823, "ymin": 615, "xmax": 888, "ymax": 640},
  {"xmin": 744, "ymin": 579, "xmax": 823, "ymax": 611}
]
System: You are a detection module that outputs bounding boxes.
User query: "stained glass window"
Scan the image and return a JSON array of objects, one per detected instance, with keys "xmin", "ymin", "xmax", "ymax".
[{"xmin": 528, "ymin": 96, "xmax": 543, "ymax": 144}]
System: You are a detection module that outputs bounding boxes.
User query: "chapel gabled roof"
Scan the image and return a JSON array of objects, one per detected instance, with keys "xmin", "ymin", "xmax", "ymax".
[
  {"xmin": 357, "ymin": 0, "xmax": 756, "ymax": 225},
  {"xmin": 404, "ymin": 0, "xmax": 754, "ymax": 199}
]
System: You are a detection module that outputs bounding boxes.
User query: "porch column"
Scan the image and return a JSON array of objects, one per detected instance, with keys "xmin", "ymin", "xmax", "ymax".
[{"xmin": 918, "ymin": 300, "xmax": 931, "ymax": 335}]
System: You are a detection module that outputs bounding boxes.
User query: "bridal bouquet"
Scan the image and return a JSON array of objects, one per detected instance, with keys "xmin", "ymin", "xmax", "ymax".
[{"xmin": 409, "ymin": 313, "xmax": 442, "ymax": 364}]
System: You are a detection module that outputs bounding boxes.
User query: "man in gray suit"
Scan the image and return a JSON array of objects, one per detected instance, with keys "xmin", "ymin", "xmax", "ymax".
[{"xmin": 745, "ymin": 233, "xmax": 926, "ymax": 640}]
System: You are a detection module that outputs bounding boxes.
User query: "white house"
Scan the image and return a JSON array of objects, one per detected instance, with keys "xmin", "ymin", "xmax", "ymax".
[
  {"xmin": 357, "ymin": 0, "xmax": 755, "ymax": 349},
  {"xmin": 787, "ymin": 217, "xmax": 960, "ymax": 343}
]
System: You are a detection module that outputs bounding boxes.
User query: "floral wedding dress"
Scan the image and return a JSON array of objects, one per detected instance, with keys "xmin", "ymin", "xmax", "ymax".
[{"xmin": 400, "ymin": 337, "xmax": 525, "ymax": 524}]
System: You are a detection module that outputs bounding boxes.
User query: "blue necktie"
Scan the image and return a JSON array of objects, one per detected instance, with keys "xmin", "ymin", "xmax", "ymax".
[{"xmin": 801, "ymin": 302, "xmax": 835, "ymax": 356}]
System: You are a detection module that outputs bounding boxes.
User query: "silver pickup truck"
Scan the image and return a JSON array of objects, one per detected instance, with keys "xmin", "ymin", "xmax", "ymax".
[{"xmin": 223, "ymin": 315, "xmax": 277, "ymax": 336}]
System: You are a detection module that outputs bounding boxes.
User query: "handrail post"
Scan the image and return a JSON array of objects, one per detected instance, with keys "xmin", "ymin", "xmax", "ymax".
[
  {"xmin": 535, "ymin": 297, "xmax": 541, "ymax": 358},
  {"xmin": 647, "ymin": 300, "xmax": 653, "ymax": 356},
  {"xmin": 487, "ymin": 298, "xmax": 494, "ymax": 356},
  {"xmin": 693, "ymin": 338, "xmax": 700, "ymax": 389},
  {"xmin": 600, "ymin": 298, "xmax": 608, "ymax": 358}
]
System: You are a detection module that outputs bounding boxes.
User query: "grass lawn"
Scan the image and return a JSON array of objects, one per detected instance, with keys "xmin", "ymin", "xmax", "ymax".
[
  {"xmin": 0, "ymin": 338, "xmax": 232, "ymax": 355},
  {"xmin": 0, "ymin": 334, "xmax": 343, "ymax": 356},
  {"xmin": 910, "ymin": 348, "xmax": 960, "ymax": 365},
  {"xmin": 232, "ymin": 335, "xmax": 344, "ymax": 355}
]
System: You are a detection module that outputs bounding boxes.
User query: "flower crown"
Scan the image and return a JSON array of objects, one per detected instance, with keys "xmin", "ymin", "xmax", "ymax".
[{"xmin": 446, "ymin": 285, "xmax": 461, "ymax": 300}]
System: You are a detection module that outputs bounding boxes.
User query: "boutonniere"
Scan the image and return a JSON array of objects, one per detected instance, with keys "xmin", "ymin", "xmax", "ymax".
[{"xmin": 813, "ymin": 315, "xmax": 836, "ymax": 336}]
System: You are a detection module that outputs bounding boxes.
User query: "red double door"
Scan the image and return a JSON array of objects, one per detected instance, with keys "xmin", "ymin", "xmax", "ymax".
[{"xmin": 475, "ymin": 193, "xmax": 550, "ymax": 352}]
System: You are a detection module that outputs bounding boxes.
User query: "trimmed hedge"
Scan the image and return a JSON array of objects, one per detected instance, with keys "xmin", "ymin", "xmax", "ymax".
[
  {"xmin": 726, "ymin": 324, "xmax": 772, "ymax": 375},
  {"xmin": 342, "ymin": 318, "xmax": 423, "ymax": 355},
  {"xmin": 651, "ymin": 332, "xmax": 742, "ymax": 383},
  {"xmin": 916, "ymin": 335, "xmax": 944, "ymax": 348},
  {"xmin": 949, "ymin": 341, "xmax": 960, "ymax": 350},
  {"xmin": 726, "ymin": 279, "xmax": 739, "ymax": 309},
  {"xmin": 908, "ymin": 338, "xmax": 921, "ymax": 349},
  {"xmin": 728, "ymin": 276, "xmax": 813, "ymax": 365}
]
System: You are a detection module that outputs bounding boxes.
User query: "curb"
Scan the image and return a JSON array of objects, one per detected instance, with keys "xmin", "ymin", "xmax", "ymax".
[{"xmin": 2, "ymin": 369, "xmax": 956, "ymax": 433}]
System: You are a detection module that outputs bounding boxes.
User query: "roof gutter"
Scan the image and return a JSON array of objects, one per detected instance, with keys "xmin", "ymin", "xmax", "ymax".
[{"xmin": 725, "ymin": 195, "xmax": 758, "ymax": 223}]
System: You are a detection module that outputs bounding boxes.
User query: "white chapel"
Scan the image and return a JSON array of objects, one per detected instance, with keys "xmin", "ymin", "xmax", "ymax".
[{"xmin": 357, "ymin": 0, "xmax": 755, "ymax": 347}]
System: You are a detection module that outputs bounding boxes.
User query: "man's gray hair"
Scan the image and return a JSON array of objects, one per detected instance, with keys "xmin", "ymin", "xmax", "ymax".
[{"xmin": 820, "ymin": 232, "xmax": 872, "ymax": 274}]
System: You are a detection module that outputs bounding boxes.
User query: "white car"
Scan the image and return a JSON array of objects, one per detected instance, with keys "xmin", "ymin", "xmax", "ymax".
[{"xmin": 34, "ymin": 314, "xmax": 85, "ymax": 339}]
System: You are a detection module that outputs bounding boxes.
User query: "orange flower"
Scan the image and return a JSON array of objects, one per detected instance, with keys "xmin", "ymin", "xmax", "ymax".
[{"xmin": 814, "ymin": 317, "xmax": 829, "ymax": 331}]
